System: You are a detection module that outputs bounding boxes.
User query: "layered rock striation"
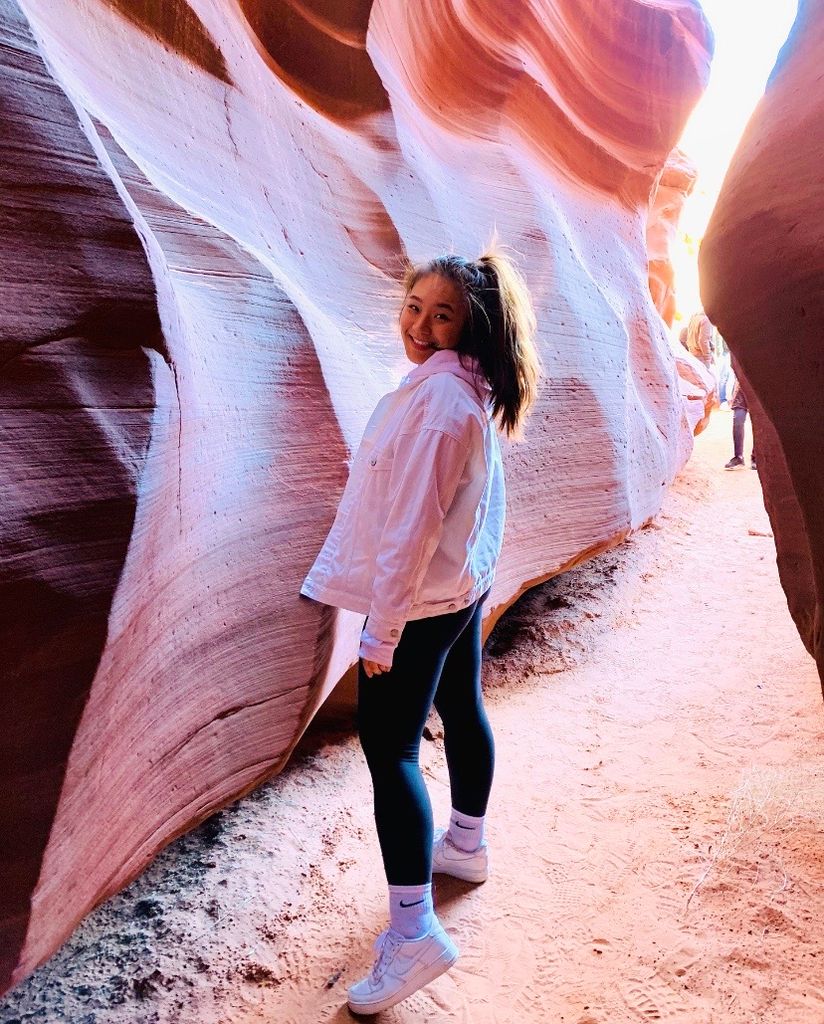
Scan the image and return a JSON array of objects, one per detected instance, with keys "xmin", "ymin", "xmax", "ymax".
[
  {"xmin": 701, "ymin": 0, "xmax": 824, "ymax": 693},
  {"xmin": 2, "ymin": 0, "xmax": 712, "ymax": 991},
  {"xmin": 0, "ymin": 0, "xmax": 161, "ymax": 988}
]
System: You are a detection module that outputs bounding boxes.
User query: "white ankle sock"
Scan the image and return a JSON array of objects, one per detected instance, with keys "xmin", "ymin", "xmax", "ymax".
[
  {"xmin": 388, "ymin": 883, "xmax": 434, "ymax": 939},
  {"xmin": 448, "ymin": 809, "xmax": 485, "ymax": 852}
]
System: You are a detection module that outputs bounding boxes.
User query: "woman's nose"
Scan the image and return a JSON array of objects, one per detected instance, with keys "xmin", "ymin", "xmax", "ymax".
[{"xmin": 414, "ymin": 313, "xmax": 431, "ymax": 336}]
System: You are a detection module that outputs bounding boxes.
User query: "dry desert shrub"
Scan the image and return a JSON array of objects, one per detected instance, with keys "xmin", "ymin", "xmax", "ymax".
[{"xmin": 686, "ymin": 764, "xmax": 824, "ymax": 910}]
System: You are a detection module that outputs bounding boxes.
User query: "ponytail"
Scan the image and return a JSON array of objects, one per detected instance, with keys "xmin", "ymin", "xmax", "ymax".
[{"xmin": 402, "ymin": 249, "xmax": 541, "ymax": 438}]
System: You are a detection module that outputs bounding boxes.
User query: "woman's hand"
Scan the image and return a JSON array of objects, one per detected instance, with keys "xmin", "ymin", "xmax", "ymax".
[{"xmin": 362, "ymin": 659, "xmax": 391, "ymax": 678}]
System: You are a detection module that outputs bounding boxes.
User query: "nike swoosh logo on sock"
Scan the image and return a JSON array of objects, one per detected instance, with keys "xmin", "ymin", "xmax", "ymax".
[
  {"xmin": 455, "ymin": 821, "xmax": 474, "ymax": 829},
  {"xmin": 399, "ymin": 898, "xmax": 425, "ymax": 908}
]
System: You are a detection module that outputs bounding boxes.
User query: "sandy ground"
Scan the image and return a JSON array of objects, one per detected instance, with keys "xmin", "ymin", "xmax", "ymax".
[{"xmin": 3, "ymin": 408, "xmax": 824, "ymax": 1024}]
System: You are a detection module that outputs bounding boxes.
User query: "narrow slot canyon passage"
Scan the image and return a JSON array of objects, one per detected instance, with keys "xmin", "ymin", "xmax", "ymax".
[
  {"xmin": 4, "ymin": 0, "xmax": 823, "ymax": 1017},
  {"xmin": 4, "ymin": 412, "xmax": 821, "ymax": 1024}
]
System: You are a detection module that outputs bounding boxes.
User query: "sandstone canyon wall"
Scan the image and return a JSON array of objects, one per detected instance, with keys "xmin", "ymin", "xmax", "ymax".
[
  {"xmin": 1, "ymin": 0, "xmax": 712, "ymax": 991},
  {"xmin": 647, "ymin": 148, "xmax": 716, "ymax": 436},
  {"xmin": 701, "ymin": 0, "xmax": 824, "ymax": 695},
  {"xmin": 0, "ymin": 0, "xmax": 162, "ymax": 987},
  {"xmin": 647, "ymin": 148, "xmax": 697, "ymax": 330}
]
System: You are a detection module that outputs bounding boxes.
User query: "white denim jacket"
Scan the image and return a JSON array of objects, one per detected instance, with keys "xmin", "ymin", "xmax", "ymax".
[{"xmin": 300, "ymin": 349, "xmax": 505, "ymax": 667}]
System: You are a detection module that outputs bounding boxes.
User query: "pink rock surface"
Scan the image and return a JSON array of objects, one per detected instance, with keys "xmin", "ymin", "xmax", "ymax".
[
  {"xmin": 701, "ymin": 0, "xmax": 823, "ymax": 692},
  {"xmin": 2, "ymin": 0, "xmax": 712, "ymax": 991}
]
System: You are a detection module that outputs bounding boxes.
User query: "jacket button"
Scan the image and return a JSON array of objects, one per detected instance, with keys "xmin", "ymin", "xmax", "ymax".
[
  {"xmin": 390, "ymin": 628, "xmax": 399, "ymax": 637},
  {"xmin": 370, "ymin": 457, "xmax": 377, "ymax": 466},
  {"xmin": 449, "ymin": 603, "xmax": 457, "ymax": 610}
]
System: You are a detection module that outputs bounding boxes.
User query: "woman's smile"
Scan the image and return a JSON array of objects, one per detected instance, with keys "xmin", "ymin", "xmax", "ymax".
[{"xmin": 408, "ymin": 333, "xmax": 434, "ymax": 354}]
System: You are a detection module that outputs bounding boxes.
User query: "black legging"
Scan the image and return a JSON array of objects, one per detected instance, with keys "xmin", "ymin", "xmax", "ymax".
[
  {"xmin": 357, "ymin": 593, "xmax": 494, "ymax": 885},
  {"xmin": 733, "ymin": 406, "xmax": 755, "ymax": 461}
]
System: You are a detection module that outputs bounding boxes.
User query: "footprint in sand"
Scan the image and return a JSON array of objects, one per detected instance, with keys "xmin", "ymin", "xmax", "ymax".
[{"xmin": 621, "ymin": 974, "xmax": 690, "ymax": 1020}]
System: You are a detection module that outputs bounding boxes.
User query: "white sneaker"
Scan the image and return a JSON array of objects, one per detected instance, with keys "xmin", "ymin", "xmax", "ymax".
[
  {"xmin": 347, "ymin": 918, "xmax": 458, "ymax": 1015},
  {"xmin": 432, "ymin": 827, "xmax": 489, "ymax": 883}
]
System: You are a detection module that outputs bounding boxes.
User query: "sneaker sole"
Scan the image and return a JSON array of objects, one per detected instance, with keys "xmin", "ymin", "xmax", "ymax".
[
  {"xmin": 347, "ymin": 943, "xmax": 459, "ymax": 1015},
  {"xmin": 432, "ymin": 860, "xmax": 488, "ymax": 883}
]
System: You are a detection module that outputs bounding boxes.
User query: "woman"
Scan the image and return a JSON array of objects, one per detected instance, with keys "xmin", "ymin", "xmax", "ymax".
[{"xmin": 301, "ymin": 251, "xmax": 540, "ymax": 1013}]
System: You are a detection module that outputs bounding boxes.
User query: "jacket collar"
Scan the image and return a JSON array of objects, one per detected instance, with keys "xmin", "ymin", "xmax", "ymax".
[{"xmin": 401, "ymin": 349, "xmax": 489, "ymax": 395}]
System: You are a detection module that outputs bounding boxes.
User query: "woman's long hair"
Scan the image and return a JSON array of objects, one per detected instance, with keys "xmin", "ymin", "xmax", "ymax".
[{"xmin": 402, "ymin": 250, "xmax": 541, "ymax": 438}]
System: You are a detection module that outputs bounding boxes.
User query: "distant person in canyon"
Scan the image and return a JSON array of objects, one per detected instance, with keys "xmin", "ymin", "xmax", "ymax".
[
  {"xmin": 715, "ymin": 332, "xmax": 733, "ymax": 405},
  {"xmin": 301, "ymin": 250, "xmax": 541, "ymax": 1014},
  {"xmin": 725, "ymin": 377, "xmax": 756, "ymax": 470}
]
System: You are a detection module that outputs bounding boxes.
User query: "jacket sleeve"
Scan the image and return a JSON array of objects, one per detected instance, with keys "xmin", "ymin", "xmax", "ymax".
[{"xmin": 359, "ymin": 425, "xmax": 471, "ymax": 667}]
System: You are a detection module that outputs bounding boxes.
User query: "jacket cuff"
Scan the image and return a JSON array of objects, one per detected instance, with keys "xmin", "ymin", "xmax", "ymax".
[
  {"xmin": 358, "ymin": 634, "xmax": 397, "ymax": 668},
  {"xmin": 359, "ymin": 615, "xmax": 406, "ymax": 668}
]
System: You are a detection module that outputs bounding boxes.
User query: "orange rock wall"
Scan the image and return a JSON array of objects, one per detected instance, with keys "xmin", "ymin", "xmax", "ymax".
[
  {"xmin": 2, "ymin": 0, "xmax": 712, "ymax": 991},
  {"xmin": 646, "ymin": 148, "xmax": 716, "ymax": 436},
  {"xmin": 701, "ymin": 0, "xmax": 823, "ymax": 692},
  {"xmin": 647, "ymin": 148, "xmax": 697, "ymax": 328}
]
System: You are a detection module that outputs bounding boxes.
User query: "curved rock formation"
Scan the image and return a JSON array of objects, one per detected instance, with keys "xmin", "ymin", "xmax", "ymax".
[
  {"xmin": 0, "ymin": 0, "xmax": 160, "ymax": 989},
  {"xmin": 2, "ymin": 0, "xmax": 712, "ymax": 992},
  {"xmin": 669, "ymin": 341, "xmax": 717, "ymax": 437},
  {"xmin": 701, "ymin": 0, "xmax": 823, "ymax": 693},
  {"xmin": 368, "ymin": 0, "xmax": 710, "ymax": 204},
  {"xmin": 647, "ymin": 148, "xmax": 716, "ymax": 435},
  {"xmin": 237, "ymin": 0, "xmax": 387, "ymax": 117},
  {"xmin": 647, "ymin": 148, "xmax": 697, "ymax": 328}
]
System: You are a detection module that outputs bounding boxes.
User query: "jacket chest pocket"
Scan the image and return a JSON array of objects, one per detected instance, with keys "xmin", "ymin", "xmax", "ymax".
[
  {"xmin": 367, "ymin": 445, "xmax": 394, "ymax": 473},
  {"xmin": 361, "ymin": 424, "xmax": 395, "ymax": 471},
  {"xmin": 360, "ymin": 444, "xmax": 395, "ymax": 527}
]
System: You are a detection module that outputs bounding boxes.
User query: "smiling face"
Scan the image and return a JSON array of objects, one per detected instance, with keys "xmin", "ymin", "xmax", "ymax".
[{"xmin": 399, "ymin": 273, "xmax": 467, "ymax": 364}]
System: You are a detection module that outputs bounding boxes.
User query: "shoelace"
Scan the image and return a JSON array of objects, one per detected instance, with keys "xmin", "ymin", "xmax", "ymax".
[{"xmin": 372, "ymin": 930, "xmax": 404, "ymax": 982}]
